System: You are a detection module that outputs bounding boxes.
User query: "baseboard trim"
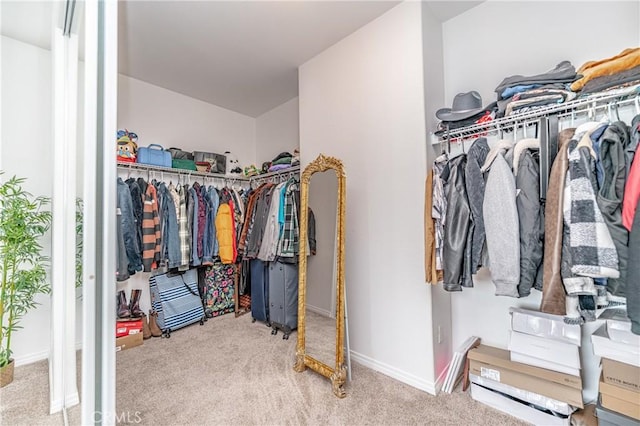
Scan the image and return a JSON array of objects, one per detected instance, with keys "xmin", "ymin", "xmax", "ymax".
[
  {"xmin": 15, "ymin": 341, "xmax": 83, "ymax": 367},
  {"xmin": 15, "ymin": 349, "xmax": 49, "ymax": 366},
  {"xmin": 306, "ymin": 304, "xmax": 332, "ymax": 318},
  {"xmin": 349, "ymin": 350, "xmax": 437, "ymax": 395}
]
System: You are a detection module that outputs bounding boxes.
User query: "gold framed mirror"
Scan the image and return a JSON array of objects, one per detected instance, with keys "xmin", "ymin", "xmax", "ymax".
[{"xmin": 294, "ymin": 154, "xmax": 347, "ymax": 398}]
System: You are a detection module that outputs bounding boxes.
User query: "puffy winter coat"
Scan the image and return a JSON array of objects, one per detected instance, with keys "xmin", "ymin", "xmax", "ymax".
[{"xmin": 215, "ymin": 203, "xmax": 236, "ymax": 264}]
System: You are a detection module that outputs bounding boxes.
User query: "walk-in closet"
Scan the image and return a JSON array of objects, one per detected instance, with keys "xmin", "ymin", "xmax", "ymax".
[{"xmin": 1, "ymin": 1, "xmax": 639, "ymax": 425}]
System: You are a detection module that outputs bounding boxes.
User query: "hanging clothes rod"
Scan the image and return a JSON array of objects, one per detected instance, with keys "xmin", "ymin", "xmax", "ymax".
[
  {"xmin": 116, "ymin": 162, "xmax": 300, "ymax": 183},
  {"xmin": 116, "ymin": 161, "xmax": 248, "ymax": 181},
  {"xmin": 433, "ymin": 86, "xmax": 640, "ymax": 143},
  {"xmin": 249, "ymin": 165, "xmax": 301, "ymax": 183}
]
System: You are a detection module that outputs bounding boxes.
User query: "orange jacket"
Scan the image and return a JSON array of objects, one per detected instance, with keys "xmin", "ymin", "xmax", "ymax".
[{"xmin": 215, "ymin": 203, "xmax": 236, "ymax": 264}]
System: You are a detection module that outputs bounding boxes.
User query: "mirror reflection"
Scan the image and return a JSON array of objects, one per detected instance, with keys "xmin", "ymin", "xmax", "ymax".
[{"xmin": 305, "ymin": 171, "xmax": 339, "ymax": 368}]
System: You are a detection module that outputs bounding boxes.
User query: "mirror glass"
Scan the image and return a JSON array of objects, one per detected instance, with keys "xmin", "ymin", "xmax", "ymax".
[{"xmin": 305, "ymin": 170, "xmax": 339, "ymax": 368}]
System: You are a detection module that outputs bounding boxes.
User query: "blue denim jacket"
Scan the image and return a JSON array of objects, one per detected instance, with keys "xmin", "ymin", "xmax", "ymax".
[{"xmin": 117, "ymin": 178, "xmax": 143, "ymax": 274}]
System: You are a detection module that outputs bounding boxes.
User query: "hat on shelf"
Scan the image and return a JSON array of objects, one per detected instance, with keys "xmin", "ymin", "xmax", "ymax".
[{"xmin": 436, "ymin": 91, "xmax": 486, "ymax": 122}]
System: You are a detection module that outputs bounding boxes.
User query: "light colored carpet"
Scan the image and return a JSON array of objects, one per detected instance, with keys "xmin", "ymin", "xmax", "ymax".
[{"xmin": 1, "ymin": 313, "xmax": 527, "ymax": 425}]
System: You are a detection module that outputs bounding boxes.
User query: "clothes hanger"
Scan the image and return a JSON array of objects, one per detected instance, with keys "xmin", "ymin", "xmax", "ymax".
[{"xmin": 588, "ymin": 101, "xmax": 597, "ymax": 121}]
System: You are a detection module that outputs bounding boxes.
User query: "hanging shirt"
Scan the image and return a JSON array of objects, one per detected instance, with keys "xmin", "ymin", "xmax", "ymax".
[{"xmin": 258, "ymin": 182, "xmax": 287, "ymax": 261}]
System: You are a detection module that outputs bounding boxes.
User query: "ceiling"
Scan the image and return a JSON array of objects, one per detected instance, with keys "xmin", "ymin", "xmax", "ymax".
[{"xmin": 2, "ymin": 1, "xmax": 482, "ymax": 117}]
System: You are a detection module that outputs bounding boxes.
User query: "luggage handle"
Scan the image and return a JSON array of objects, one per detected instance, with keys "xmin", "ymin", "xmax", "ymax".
[
  {"xmin": 179, "ymin": 274, "xmax": 199, "ymax": 297},
  {"xmin": 146, "ymin": 144, "xmax": 165, "ymax": 151}
]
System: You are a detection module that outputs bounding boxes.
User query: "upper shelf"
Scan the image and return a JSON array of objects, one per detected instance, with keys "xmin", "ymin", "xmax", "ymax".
[
  {"xmin": 116, "ymin": 161, "xmax": 300, "ymax": 182},
  {"xmin": 432, "ymin": 86, "xmax": 640, "ymax": 143}
]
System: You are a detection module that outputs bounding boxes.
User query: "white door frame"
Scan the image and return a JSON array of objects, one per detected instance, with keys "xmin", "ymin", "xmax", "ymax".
[
  {"xmin": 50, "ymin": 0, "xmax": 80, "ymax": 414},
  {"xmin": 81, "ymin": 0, "xmax": 118, "ymax": 424}
]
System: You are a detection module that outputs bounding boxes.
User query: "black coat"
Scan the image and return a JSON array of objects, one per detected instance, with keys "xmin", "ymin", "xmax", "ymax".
[{"xmin": 515, "ymin": 148, "xmax": 544, "ymax": 297}]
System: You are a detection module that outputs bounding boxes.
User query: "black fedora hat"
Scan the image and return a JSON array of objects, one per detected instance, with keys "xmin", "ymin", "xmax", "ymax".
[{"xmin": 436, "ymin": 91, "xmax": 485, "ymax": 122}]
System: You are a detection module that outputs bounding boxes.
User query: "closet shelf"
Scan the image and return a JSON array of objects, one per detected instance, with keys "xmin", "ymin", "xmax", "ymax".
[
  {"xmin": 116, "ymin": 161, "xmax": 301, "ymax": 182},
  {"xmin": 432, "ymin": 86, "xmax": 640, "ymax": 144},
  {"xmin": 249, "ymin": 165, "xmax": 301, "ymax": 182},
  {"xmin": 117, "ymin": 161, "xmax": 249, "ymax": 181}
]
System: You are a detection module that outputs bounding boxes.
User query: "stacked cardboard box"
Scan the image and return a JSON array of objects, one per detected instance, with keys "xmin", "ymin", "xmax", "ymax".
[
  {"xmin": 468, "ymin": 345, "xmax": 582, "ymax": 425},
  {"xmin": 467, "ymin": 309, "xmax": 584, "ymax": 425},
  {"xmin": 116, "ymin": 318, "xmax": 143, "ymax": 352},
  {"xmin": 591, "ymin": 310, "xmax": 640, "ymax": 425}
]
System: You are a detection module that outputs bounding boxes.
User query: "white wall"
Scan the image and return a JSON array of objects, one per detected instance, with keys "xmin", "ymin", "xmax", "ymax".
[
  {"xmin": 1, "ymin": 35, "xmax": 84, "ymax": 365},
  {"xmin": 421, "ymin": 3, "xmax": 452, "ymax": 388},
  {"xmin": 441, "ymin": 1, "xmax": 640, "ymax": 402},
  {"xmin": 255, "ymin": 97, "xmax": 299, "ymax": 165},
  {"xmin": 299, "ymin": 2, "xmax": 437, "ymax": 392},
  {"xmin": 118, "ymin": 75, "xmax": 256, "ymax": 168}
]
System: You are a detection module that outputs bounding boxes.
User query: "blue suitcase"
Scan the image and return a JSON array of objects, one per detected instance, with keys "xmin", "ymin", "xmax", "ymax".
[
  {"xmin": 149, "ymin": 269, "xmax": 205, "ymax": 337},
  {"xmin": 137, "ymin": 144, "xmax": 172, "ymax": 168},
  {"xmin": 250, "ymin": 259, "xmax": 270, "ymax": 325}
]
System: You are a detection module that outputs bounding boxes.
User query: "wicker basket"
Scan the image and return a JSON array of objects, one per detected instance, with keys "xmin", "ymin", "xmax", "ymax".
[
  {"xmin": 0, "ymin": 359, "xmax": 14, "ymax": 387},
  {"xmin": 195, "ymin": 162, "xmax": 211, "ymax": 173}
]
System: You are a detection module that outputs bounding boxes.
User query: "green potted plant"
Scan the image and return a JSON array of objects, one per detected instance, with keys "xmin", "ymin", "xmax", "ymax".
[{"xmin": 0, "ymin": 174, "xmax": 52, "ymax": 387}]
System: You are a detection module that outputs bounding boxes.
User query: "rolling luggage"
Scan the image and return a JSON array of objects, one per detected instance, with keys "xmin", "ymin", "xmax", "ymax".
[
  {"xmin": 268, "ymin": 261, "xmax": 299, "ymax": 339},
  {"xmin": 199, "ymin": 263, "xmax": 236, "ymax": 318},
  {"xmin": 149, "ymin": 268, "xmax": 205, "ymax": 337},
  {"xmin": 250, "ymin": 259, "xmax": 270, "ymax": 325}
]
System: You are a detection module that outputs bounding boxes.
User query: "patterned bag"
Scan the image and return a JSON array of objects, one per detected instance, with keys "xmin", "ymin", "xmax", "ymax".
[{"xmin": 199, "ymin": 263, "xmax": 236, "ymax": 318}]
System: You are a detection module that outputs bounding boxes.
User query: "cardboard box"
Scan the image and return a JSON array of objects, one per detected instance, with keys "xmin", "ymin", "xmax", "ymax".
[
  {"xmin": 602, "ymin": 358, "xmax": 640, "ymax": 393},
  {"xmin": 470, "ymin": 383, "xmax": 571, "ymax": 426},
  {"xmin": 468, "ymin": 345, "xmax": 582, "ymax": 389},
  {"xmin": 116, "ymin": 318, "xmax": 143, "ymax": 338},
  {"xmin": 508, "ymin": 330, "xmax": 580, "ymax": 369},
  {"xmin": 600, "ymin": 376, "xmax": 640, "ymax": 420},
  {"xmin": 592, "ymin": 324, "xmax": 640, "ymax": 367},
  {"xmin": 510, "ymin": 351, "xmax": 581, "ymax": 377},
  {"xmin": 469, "ymin": 359, "xmax": 583, "ymax": 408},
  {"xmin": 600, "ymin": 393, "xmax": 640, "ymax": 420},
  {"xmin": 115, "ymin": 333, "xmax": 143, "ymax": 352},
  {"xmin": 469, "ymin": 373, "xmax": 574, "ymax": 416},
  {"xmin": 510, "ymin": 307, "xmax": 581, "ymax": 346},
  {"xmin": 596, "ymin": 400, "xmax": 640, "ymax": 426}
]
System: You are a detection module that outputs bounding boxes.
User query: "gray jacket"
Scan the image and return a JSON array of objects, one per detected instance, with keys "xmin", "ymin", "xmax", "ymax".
[
  {"xmin": 482, "ymin": 140, "xmax": 520, "ymax": 297},
  {"xmin": 246, "ymin": 184, "xmax": 276, "ymax": 259},
  {"xmin": 513, "ymin": 139, "xmax": 544, "ymax": 297},
  {"xmin": 597, "ymin": 122, "xmax": 630, "ymax": 296}
]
